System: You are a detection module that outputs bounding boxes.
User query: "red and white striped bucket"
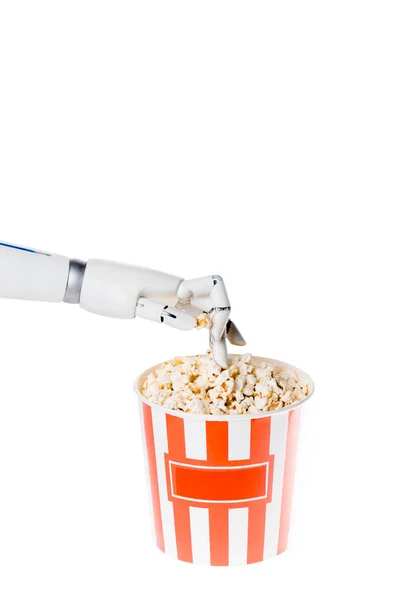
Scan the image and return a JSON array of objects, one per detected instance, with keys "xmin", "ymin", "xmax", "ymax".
[{"xmin": 135, "ymin": 357, "xmax": 314, "ymax": 566}]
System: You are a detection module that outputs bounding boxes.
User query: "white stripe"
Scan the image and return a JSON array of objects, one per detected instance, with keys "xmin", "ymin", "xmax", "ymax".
[
  {"xmin": 184, "ymin": 419, "xmax": 210, "ymax": 564},
  {"xmin": 189, "ymin": 507, "xmax": 210, "ymax": 565},
  {"xmin": 227, "ymin": 420, "xmax": 251, "ymax": 565},
  {"xmin": 229, "ymin": 508, "xmax": 249, "ymax": 565},
  {"xmin": 263, "ymin": 411, "xmax": 289, "ymax": 558},
  {"xmin": 184, "ymin": 419, "xmax": 207, "ymax": 460},
  {"xmin": 138, "ymin": 401, "xmax": 156, "ymax": 542},
  {"xmin": 151, "ymin": 408, "xmax": 177, "ymax": 559},
  {"xmin": 228, "ymin": 419, "xmax": 251, "ymax": 461}
]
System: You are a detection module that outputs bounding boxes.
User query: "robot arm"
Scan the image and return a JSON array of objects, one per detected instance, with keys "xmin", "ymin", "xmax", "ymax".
[{"xmin": 0, "ymin": 241, "xmax": 245, "ymax": 367}]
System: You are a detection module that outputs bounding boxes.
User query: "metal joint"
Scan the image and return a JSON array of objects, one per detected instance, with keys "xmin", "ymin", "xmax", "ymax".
[{"xmin": 63, "ymin": 259, "xmax": 87, "ymax": 304}]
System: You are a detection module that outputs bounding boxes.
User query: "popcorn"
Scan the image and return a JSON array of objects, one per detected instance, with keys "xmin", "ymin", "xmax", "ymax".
[
  {"xmin": 141, "ymin": 353, "xmax": 309, "ymax": 415},
  {"xmin": 255, "ymin": 396, "xmax": 268, "ymax": 411},
  {"xmin": 195, "ymin": 313, "xmax": 212, "ymax": 329}
]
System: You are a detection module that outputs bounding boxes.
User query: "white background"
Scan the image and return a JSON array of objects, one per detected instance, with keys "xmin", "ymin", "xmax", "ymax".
[{"xmin": 0, "ymin": 1, "xmax": 399, "ymax": 598}]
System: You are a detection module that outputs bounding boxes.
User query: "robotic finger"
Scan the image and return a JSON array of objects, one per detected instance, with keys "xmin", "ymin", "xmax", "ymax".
[
  {"xmin": 177, "ymin": 275, "xmax": 246, "ymax": 368},
  {"xmin": 136, "ymin": 297, "xmax": 197, "ymax": 330},
  {"xmin": 226, "ymin": 320, "xmax": 246, "ymax": 346}
]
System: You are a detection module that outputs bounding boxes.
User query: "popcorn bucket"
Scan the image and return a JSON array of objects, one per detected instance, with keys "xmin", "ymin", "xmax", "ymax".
[{"xmin": 135, "ymin": 357, "xmax": 314, "ymax": 566}]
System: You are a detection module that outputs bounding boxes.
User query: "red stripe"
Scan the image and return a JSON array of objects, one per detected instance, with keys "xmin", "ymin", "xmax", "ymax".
[
  {"xmin": 142, "ymin": 402, "xmax": 165, "ymax": 552},
  {"xmin": 278, "ymin": 408, "xmax": 301, "ymax": 554},
  {"xmin": 206, "ymin": 421, "xmax": 229, "ymax": 464},
  {"xmin": 171, "ymin": 503, "xmax": 192, "ymax": 563},
  {"xmin": 206, "ymin": 422, "xmax": 229, "ymax": 566},
  {"xmin": 249, "ymin": 416, "xmax": 272, "ymax": 462},
  {"xmin": 247, "ymin": 417, "xmax": 271, "ymax": 564},
  {"xmin": 209, "ymin": 506, "xmax": 229, "ymax": 566},
  {"xmin": 166, "ymin": 413, "xmax": 187, "ymax": 460},
  {"xmin": 166, "ymin": 414, "xmax": 193, "ymax": 563}
]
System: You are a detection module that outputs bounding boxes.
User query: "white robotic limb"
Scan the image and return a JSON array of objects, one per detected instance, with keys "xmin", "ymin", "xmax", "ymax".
[{"xmin": 0, "ymin": 241, "xmax": 245, "ymax": 367}]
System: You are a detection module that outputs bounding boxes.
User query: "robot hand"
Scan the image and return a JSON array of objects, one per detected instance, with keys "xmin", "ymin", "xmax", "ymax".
[
  {"xmin": 136, "ymin": 275, "xmax": 246, "ymax": 368},
  {"xmin": 79, "ymin": 260, "xmax": 246, "ymax": 368},
  {"xmin": 0, "ymin": 242, "xmax": 246, "ymax": 368}
]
